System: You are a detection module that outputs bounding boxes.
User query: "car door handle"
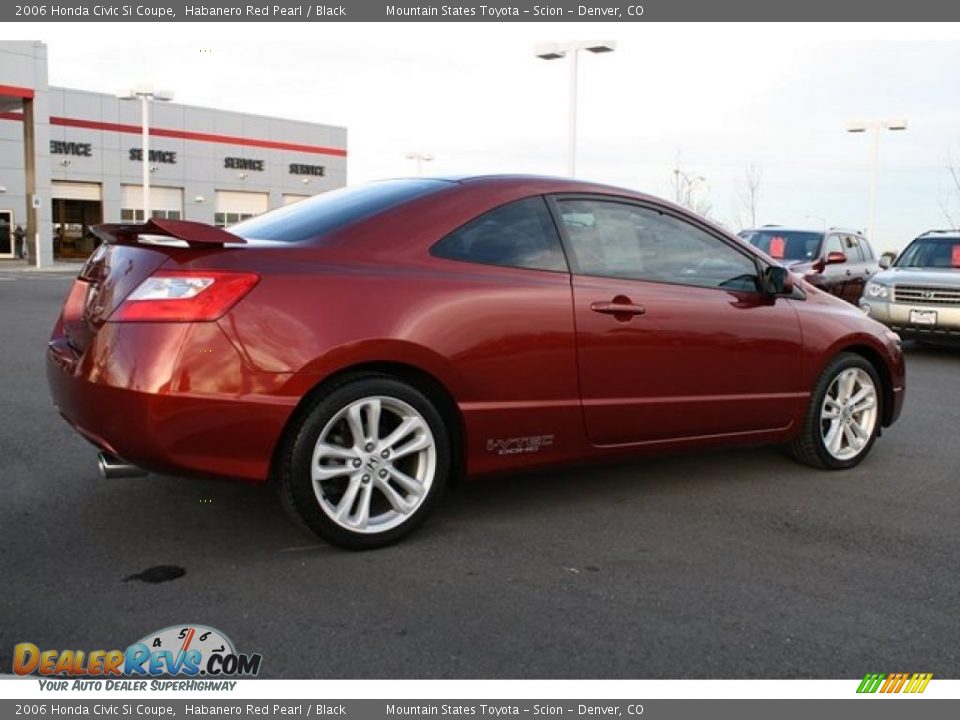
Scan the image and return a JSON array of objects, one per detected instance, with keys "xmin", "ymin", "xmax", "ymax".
[
  {"xmin": 591, "ymin": 300, "xmax": 646, "ymax": 316},
  {"xmin": 845, "ymin": 269, "xmax": 852, "ymax": 276}
]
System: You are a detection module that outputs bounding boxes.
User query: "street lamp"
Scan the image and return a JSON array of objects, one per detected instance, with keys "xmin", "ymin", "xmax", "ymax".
[
  {"xmin": 118, "ymin": 86, "xmax": 174, "ymax": 221},
  {"xmin": 535, "ymin": 40, "xmax": 616, "ymax": 177},
  {"xmin": 405, "ymin": 151, "xmax": 434, "ymax": 176},
  {"xmin": 846, "ymin": 118, "xmax": 907, "ymax": 243}
]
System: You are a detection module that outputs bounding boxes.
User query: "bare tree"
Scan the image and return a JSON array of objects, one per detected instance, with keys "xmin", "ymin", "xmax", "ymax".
[
  {"xmin": 738, "ymin": 163, "xmax": 763, "ymax": 229},
  {"xmin": 940, "ymin": 150, "xmax": 960, "ymax": 229},
  {"xmin": 671, "ymin": 155, "xmax": 712, "ymax": 218}
]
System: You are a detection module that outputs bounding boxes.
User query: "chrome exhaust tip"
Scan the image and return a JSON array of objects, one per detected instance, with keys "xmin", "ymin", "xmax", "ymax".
[{"xmin": 97, "ymin": 451, "xmax": 148, "ymax": 479}]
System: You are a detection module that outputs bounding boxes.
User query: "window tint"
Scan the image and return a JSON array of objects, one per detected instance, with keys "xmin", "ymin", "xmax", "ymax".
[
  {"xmin": 431, "ymin": 197, "xmax": 567, "ymax": 272},
  {"xmin": 740, "ymin": 229, "xmax": 823, "ymax": 261},
  {"xmin": 557, "ymin": 199, "xmax": 759, "ymax": 292},
  {"xmin": 230, "ymin": 178, "xmax": 452, "ymax": 242},
  {"xmin": 896, "ymin": 237, "xmax": 960, "ymax": 268}
]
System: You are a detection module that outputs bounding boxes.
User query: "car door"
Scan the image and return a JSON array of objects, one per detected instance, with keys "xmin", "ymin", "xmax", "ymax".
[
  {"xmin": 551, "ymin": 196, "xmax": 804, "ymax": 446},
  {"xmin": 853, "ymin": 234, "xmax": 879, "ymax": 287},
  {"xmin": 843, "ymin": 234, "xmax": 867, "ymax": 302},
  {"xmin": 819, "ymin": 233, "xmax": 851, "ymax": 300}
]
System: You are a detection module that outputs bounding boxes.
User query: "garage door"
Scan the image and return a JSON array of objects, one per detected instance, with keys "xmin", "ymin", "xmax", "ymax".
[
  {"xmin": 120, "ymin": 185, "xmax": 183, "ymax": 221},
  {"xmin": 215, "ymin": 191, "xmax": 270, "ymax": 227},
  {"xmin": 282, "ymin": 194, "xmax": 311, "ymax": 206},
  {"xmin": 52, "ymin": 181, "xmax": 102, "ymax": 201}
]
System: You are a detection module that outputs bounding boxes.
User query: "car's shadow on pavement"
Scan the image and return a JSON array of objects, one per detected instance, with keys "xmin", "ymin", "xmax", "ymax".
[
  {"xmin": 902, "ymin": 339, "xmax": 960, "ymax": 357},
  {"xmin": 28, "ymin": 439, "xmax": 804, "ymax": 567}
]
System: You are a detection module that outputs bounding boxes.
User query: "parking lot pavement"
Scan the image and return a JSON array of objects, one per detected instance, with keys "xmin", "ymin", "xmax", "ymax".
[{"xmin": 1, "ymin": 273, "xmax": 958, "ymax": 679}]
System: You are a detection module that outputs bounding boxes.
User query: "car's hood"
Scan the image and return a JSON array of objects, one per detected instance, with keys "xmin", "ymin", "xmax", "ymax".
[{"xmin": 874, "ymin": 267, "xmax": 960, "ymax": 287}]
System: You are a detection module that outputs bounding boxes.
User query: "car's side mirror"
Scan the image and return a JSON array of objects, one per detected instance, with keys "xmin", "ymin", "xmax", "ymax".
[
  {"xmin": 825, "ymin": 251, "xmax": 847, "ymax": 265},
  {"xmin": 879, "ymin": 253, "xmax": 894, "ymax": 269},
  {"xmin": 760, "ymin": 265, "xmax": 792, "ymax": 296}
]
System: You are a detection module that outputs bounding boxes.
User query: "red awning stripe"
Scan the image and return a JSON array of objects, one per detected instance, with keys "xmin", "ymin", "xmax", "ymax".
[
  {"xmin": 50, "ymin": 116, "xmax": 347, "ymax": 157},
  {"xmin": 0, "ymin": 84, "xmax": 35, "ymax": 99},
  {"xmin": 0, "ymin": 111, "xmax": 346, "ymax": 158}
]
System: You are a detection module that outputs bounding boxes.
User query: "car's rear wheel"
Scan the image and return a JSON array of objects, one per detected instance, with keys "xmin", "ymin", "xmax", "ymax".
[
  {"xmin": 278, "ymin": 375, "xmax": 450, "ymax": 549},
  {"xmin": 789, "ymin": 352, "xmax": 882, "ymax": 469}
]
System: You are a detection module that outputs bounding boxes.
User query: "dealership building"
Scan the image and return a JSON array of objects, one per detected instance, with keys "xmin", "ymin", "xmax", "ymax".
[{"xmin": 0, "ymin": 41, "xmax": 347, "ymax": 266}]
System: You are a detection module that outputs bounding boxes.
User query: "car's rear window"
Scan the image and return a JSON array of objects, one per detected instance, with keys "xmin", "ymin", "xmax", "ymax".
[
  {"xmin": 896, "ymin": 237, "xmax": 960, "ymax": 268},
  {"xmin": 739, "ymin": 229, "xmax": 823, "ymax": 261},
  {"xmin": 229, "ymin": 179, "xmax": 452, "ymax": 243}
]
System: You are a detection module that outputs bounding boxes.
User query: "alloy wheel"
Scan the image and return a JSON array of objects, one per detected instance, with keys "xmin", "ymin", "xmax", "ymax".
[
  {"xmin": 310, "ymin": 396, "xmax": 437, "ymax": 534},
  {"xmin": 819, "ymin": 368, "xmax": 878, "ymax": 461}
]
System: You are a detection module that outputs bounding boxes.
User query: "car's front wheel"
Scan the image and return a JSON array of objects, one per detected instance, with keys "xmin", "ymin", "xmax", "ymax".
[
  {"xmin": 790, "ymin": 352, "xmax": 883, "ymax": 469},
  {"xmin": 277, "ymin": 375, "xmax": 451, "ymax": 550}
]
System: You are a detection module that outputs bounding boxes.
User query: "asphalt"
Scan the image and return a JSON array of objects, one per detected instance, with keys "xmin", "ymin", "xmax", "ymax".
[{"xmin": 1, "ymin": 264, "xmax": 958, "ymax": 679}]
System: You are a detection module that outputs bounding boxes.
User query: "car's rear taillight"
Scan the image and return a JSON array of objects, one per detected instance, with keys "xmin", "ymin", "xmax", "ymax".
[
  {"xmin": 62, "ymin": 278, "xmax": 90, "ymax": 322},
  {"xmin": 109, "ymin": 270, "xmax": 259, "ymax": 322}
]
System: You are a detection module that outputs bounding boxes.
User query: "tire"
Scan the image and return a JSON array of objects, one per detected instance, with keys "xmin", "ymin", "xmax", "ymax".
[
  {"xmin": 789, "ymin": 352, "xmax": 883, "ymax": 470},
  {"xmin": 277, "ymin": 374, "xmax": 451, "ymax": 550}
]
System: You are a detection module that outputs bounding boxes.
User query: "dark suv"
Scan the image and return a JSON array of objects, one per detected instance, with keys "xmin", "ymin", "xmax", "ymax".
[{"xmin": 738, "ymin": 226, "xmax": 880, "ymax": 304}]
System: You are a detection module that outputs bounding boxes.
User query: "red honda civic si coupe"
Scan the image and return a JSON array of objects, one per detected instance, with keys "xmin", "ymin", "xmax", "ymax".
[{"xmin": 48, "ymin": 175, "xmax": 905, "ymax": 549}]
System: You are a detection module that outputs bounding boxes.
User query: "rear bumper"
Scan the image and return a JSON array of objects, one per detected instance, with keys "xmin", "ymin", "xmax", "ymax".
[{"xmin": 47, "ymin": 321, "xmax": 299, "ymax": 483}]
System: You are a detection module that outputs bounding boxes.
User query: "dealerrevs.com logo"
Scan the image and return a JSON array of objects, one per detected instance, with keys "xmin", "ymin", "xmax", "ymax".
[
  {"xmin": 13, "ymin": 624, "xmax": 262, "ymax": 687},
  {"xmin": 857, "ymin": 673, "xmax": 933, "ymax": 694}
]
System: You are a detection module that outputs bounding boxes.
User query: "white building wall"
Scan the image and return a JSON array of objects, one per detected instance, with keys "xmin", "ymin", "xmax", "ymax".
[{"xmin": 1, "ymin": 40, "xmax": 347, "ymax": 264}]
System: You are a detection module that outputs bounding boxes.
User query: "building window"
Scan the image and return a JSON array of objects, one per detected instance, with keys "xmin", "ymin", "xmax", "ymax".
[
  {"xmin": 214, "ymin": 212, "xmax": 255, "ymax": 228},
  {"xmin": 121, "ymin": 209, "xmax": 182, "ymax": 222}
]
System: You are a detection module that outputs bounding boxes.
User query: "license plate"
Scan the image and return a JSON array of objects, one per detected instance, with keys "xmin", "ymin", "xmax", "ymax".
[{"xmin": 910, "ymin": 309, "xmax": 937, "ymax": 326}]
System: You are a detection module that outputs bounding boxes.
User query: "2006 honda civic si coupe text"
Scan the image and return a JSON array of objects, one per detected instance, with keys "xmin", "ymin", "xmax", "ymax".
[{"xmin": 48, "ymin": 175, "xmax": 905, "ymax": 549}]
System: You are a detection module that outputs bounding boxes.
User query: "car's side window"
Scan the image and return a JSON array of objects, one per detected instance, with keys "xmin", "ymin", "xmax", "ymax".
[
  {"xmin": 556, "ymin": 198, "xmax": 759, "ymax": 292},
  {"xmin": 824, "ymin": 234, "xmax": 844, "ymax": 257},
  {"xmin": 430, "ymin": 197, "xmax": 568, "ymax": 272},
  {"xmin": 842, "ymin": 234, "xmax": 865, "ymax": 262}
]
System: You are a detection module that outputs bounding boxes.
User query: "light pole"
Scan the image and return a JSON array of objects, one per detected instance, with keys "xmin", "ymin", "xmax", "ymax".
[
  {"xmin": 405, "ymin": 151, "xmax": 434, "ymax": 176},
  {"xmin": 846, "ymin": 118, "xmax": 907, "ymax": 243},
  {"xmin": 535, "ymin": 40, "xmax": 616, "ymax": 177},
  {"xmin": 119, "ymin": 86, "xmax": 174, "ymax": 221}
]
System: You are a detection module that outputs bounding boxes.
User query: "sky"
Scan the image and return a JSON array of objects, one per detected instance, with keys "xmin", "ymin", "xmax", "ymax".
[{"xmin": 11, "ymin": 21, "xmax": 960, "ymax": 251}]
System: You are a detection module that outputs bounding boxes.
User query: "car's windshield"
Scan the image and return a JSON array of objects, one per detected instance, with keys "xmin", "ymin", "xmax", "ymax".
[
  {"xmin": 739, "ymin": 229, "xmax": 823, "ymax": 262},
  {"xmin": 895, "ymin": 237, "xmax": 960, "ymax": 269},
  {"xmin": 230, "ymin": 178, "xmax": 453, "ymax": 243}
]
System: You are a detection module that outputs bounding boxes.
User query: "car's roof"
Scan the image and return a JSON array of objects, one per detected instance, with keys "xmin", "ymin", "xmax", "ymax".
[
  {"xmin": 423, "ymin": 173, "xmax": 644, "ymax": 194},
  {"xmin": 742, "ymin": 226, "xmax": 874, "ymax": 238},
  {"xmin": 741, "ymin": 226, "xmax": 826, "ymax": 234},
  {"xmin": 917, "ymin": 229, "xmax": 960, "ymax": 240}
]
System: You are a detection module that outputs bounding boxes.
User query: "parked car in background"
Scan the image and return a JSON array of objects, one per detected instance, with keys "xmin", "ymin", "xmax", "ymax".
[
  {"xmin": 860, "ymin": 229, "xmax": 960, "ymax": 343},
  {"xmin": 47, "ymin": 177, "xmax": 905, "ymax": 549},
  {"xmin": 738, "ymin": 226, "xmax": 880, "ymax": 305}
]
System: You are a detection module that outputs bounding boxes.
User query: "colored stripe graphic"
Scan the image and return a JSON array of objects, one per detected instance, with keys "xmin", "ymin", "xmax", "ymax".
[
  {"xmin": 857, "ymin": 673, "xmax": 885, "ymax": 693},
  {"xmin": 858, "ymin": 672, "xmax": 932, "ymax": 694}
]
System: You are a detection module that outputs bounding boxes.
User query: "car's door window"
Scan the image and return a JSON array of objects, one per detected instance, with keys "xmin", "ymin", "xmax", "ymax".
[
  {"xmin": 556, "ymin": 199, "xmax": 759, "ymax": 291},
  {"xmin": 824, "ymin": 234, "xmax": 844, "ymax": 257},
  {"xmin": 856, "ymin": 236, "xmax": 874, "ymax": 261},
  {"xmin": 843, "ymin": 235, "xmax": 866, "ymax": 262},
  {"xmin": 431, "ymin": 196, "xmax": 567, "ymax": 272}
]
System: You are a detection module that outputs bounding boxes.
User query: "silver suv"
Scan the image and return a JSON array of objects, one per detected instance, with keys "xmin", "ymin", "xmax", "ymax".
[{"xmin": 860, "ymin": 230, "xmax": 960, "ymax": 342}]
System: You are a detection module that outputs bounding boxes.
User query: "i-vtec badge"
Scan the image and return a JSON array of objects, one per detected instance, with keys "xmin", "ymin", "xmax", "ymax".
[{"xmin": 487, "ymin": 435, "xmax": 554, "ymax": 456}]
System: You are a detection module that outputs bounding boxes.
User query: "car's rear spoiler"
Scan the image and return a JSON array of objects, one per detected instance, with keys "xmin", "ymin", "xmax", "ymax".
[{"xmin": 90, "ymin": 218, "xmax": 247, "ymax": 247}]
